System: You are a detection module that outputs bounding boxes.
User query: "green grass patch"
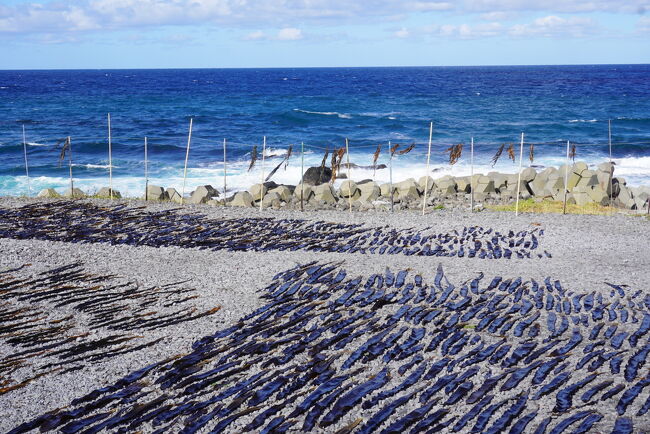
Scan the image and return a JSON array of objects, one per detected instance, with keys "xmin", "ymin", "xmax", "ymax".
[{"xmin": 487, "ymin": 198, "xmax": 617, "ymax": 216}]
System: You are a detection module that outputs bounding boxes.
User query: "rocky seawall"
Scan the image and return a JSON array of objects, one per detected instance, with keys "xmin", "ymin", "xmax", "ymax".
[{"xmin": 35, "ymin": 161, "xmax": 650, "ymax": 212}]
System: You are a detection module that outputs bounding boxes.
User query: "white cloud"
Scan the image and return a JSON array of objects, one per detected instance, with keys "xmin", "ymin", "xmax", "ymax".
[
  {"xmin": 480, "ymin": 11, "xmax": 519, "ymax": 21},
  {"xmin": 276, "ymin": 27, "xmax": 303, "ymax": 40},
  {"xmin": 0, "ymin": 0, "xmax": 644, "ymax": 41},
  {"xmin": 395, "ymin": 27, "xmax": 410, "ymax": 38},
  {"xmin": 637, "ymin": 16, "xmax": 650, "ymax": 32},
  {"xmin": 411, "ymin": 22, "xmax": 504, "ymax": 39},
  {"xmin": 510, "ymin": 15, "xmax": 599, "ymax": 37},
  {"xmin": 244, "ymin": 30, "xmax": 266, "ymax": 40},
  {"xmin": 462, "ymin": 0, "xmax": 650, "ymax": 14}
]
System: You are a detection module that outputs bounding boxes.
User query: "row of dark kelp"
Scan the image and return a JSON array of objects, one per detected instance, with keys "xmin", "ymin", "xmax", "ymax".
[
  {"xmin": 0, "ymin": 201, "xmax": 550, "ymax": 259},
  {"xmin": 0, "ymin": 263, "xmax": 220, "ymax": 396},
  {"xmin": 10, "ymin": 262, "xmax": 649, "ymax": 433}
]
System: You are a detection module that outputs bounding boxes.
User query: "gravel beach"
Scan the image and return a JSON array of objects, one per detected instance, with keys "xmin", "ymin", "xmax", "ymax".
[{"xmin": 0, "ymin": 197, "xmax": 648, "ymax": 433}]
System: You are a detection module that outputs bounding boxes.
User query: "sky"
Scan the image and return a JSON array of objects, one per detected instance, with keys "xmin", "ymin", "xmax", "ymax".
[{"xmin": 0, "ymin": 0, "xmax": 649, "ymax": 69}]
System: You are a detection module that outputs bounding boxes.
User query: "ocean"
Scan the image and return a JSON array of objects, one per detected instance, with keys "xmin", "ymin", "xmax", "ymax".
[{"xmin": 1, "ymin": 65, "xmax": 649, "ymax": 197}]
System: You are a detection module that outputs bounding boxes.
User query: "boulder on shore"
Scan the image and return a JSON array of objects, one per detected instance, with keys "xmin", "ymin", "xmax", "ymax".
[
  {"xmin": 339, "ymin": 180, "xmax": 360, "ymax": 199},
  {"xmin": 166, "ymin": 188, "xmax": 182, "ymax": 203},
  {"xmin": 63, "ymin": 188, "xmax": 86, "ymax": 198},
  {"xmin": 146, "ymin": 185, "xmax": 168, "ymax": 201},
  {"xmin": 230, "ymin": 191, "xmax": 254, "ymax": 207},
  {"xmin": 302, "ymin": 167, "xmax": 332, "ymax": 186},
  {"xmin": 96, "ymin": 187, "xmax": 122, "ymax": 199},
  {"xmin": 188, "ymin": 185, "xmax": 219, "ymax": 204},
  {"xmin": 293, "ymin": 183, "xmax": 314, "ymax": 201},
  {"xmin": 37, "ymin": 188, "xmax": 59, "ymax": 198},
  {"xmin": 312, "ymin": 184, "xmax": 337, "ymax": 204}
]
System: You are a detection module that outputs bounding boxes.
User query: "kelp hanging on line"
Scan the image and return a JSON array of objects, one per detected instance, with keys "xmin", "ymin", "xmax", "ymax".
[
  {"xmin": 248, "ymin": 145, "xmax": 258, "ymax": 172},
  {"xmin": 446, "ymin": 143, "xmax": 463, "ymax": 165},
  {"xmin": 330, "ymin": 147, "xmax": 346, "ymax": 183},
  {"xmin": 507, "ymin": 143, "xmax": 516, "ymax": 162},
  {"xmin": 491, "ymin": 144, "xmax": 505, "ymax": 167},
  {"xmin": 265, "ymin": 145, "xmax": 294, "ymax": 182}
]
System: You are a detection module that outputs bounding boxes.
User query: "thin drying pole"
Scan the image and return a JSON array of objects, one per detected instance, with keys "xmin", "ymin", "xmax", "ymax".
[
  {"xmin": 300, "ymin": 141, "xmax": 305, "ymax": 212},
  {"xmin": 515, "ymin": 132, "xmax": 524, "ymax": 216},
  {"xmin": 421, "ymin": 122, "xmax": 433, "ymax": 216},
  {"xmin": 108, "ymin": 113, "xmax": 113, "ymax": 199},
  {"xmin": 68, "ymin": 136, "xmax": 74, "ymax": 198},
  {"xmin": 223, "ymin": 138, "xmax": 227, "ymax": 198},
  {"xmin": 144, "ymin": 136, "xmax": 149, "ymax": 201},
  {"xmin": 22, "ymin": 124, "xmax": 31, "ymax": 196},
  {"xmin": 346, "ymin": 138, "xmax": 352, "ymax": 213},
  {"xmin": 608, "ymin": 119, "xmax": 613, "ymax": 210},
  {"xmin": 470, "ymin": 137, "xmax": 475, "ymax": 213},
  {"xmin": 180, "ymin": 118, "xmax": 193, "ymax": 205},
  {"xmin": 259, "ymin": 136, "xmax": 266, "ymax": 211},
  {"xmin": 563, "ymin": 140, "xmax": 570, "ymax": 215},
  {"xmin": 389, "ymin": 140, "xmax": 394, "ymax": 213}
]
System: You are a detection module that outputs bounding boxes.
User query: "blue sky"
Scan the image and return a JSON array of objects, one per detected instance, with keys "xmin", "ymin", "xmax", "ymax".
[{"xmin": 0, "ymin": 0, "xmax": 648, "ymax": 69}]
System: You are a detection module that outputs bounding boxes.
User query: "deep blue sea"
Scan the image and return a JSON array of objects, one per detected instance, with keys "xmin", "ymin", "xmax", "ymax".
[{"xmin": 1, "ymin": 65, "xmax": 649, "ymax": 197}]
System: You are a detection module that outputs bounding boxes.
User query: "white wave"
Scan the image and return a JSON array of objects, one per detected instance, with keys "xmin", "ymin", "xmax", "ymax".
[
  {"xmin": 569, "ymin": 119, "xmax": 597, "ymax": 123},
  {"xmin": 293, "ymin": 109, "xmax": 352, "ymax": 119},
  {"xmin": 71, "ymin": 163, "xmax": 116, "ymax": 169},
  {"xmin": 359, "ymin": 112, "xmax": 401, "ymax": 119},
  {"xmin": 27, "ymin": 142, "xmax": 48, "ymax": 147},
  {"xmin": 263, "ymin": 147, "xmax": 290, "ymax": 157}
]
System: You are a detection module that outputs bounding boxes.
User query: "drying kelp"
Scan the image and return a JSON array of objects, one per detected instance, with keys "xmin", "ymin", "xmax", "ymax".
[
  {"xmin": 0, "ymin": 263, "xmax": 220, "ymax": 395},
  {"xmin": 491, "ymin": 144, "xmax": 505, "ymax": 167},
  {"xmin": 10, "ymin": 262, "xmax": 650, "ymax": 433},
  {"xmin": 0, "ymin": 202, "xmax": 550, "ymax": 260}
]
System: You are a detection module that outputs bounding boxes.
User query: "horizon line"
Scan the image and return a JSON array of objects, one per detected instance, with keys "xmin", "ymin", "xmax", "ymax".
[{"xmin": 1, "ymin": 62, "xmax": 649, "ymax": 72}]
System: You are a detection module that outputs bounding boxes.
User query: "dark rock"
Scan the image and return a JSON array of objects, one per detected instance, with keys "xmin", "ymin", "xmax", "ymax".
[{"xmin": 303, "ymin": 167, "xmax": 332, "ymax": 185}]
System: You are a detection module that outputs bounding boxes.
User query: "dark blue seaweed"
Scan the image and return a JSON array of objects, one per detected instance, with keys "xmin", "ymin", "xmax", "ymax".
[{"xmin": 611, "ymin": 417, "xmax": 634, "ymax": 434}]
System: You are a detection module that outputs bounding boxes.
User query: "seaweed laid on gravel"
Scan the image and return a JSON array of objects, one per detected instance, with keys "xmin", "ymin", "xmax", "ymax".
[
  {"xmin": 0, "ymin": 263, "xmax": 220, "ymax": 394},
  {"xmin": 9, "ymin": 262, "xmax": 649, "ymax": 433},
  {"xmin": 0, "ymin": 201, "xmax": 549, "ymax": 259}
]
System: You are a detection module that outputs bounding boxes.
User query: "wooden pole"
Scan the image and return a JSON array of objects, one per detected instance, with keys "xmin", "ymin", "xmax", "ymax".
[
  {"xmin": 108, "ymin": 113, "xmax": 113, "ymax": 199},
  {"xmin": 515, "ymin": 132, "xmax": 524, "ymax": 216},
  {"xmin": 346, "ymin": 138, "xmax": 352, "ymax": 213},
  {"xmin": 300, "ymin": 141, "xmax": 305, "ymax": 212},
  {"xmin": 260, "ymin": 136, "xmax": 266, "ymax": 211},
  {"xmin": 563, "ymin": 140, "xmax": 570, "ymax": 215},
  {"xmin": 144, "ymin": 136, "xmax": 149, "ymax": 201},
  {"xmin": 22, "ymin": 124, "xmax": 31, "ymax": 196},
  {"xmin": 608, "ymin": 119, "xmax": 613, "ymax": 210},
  {"xmin": 223, "ymin": 138, "xmax": 227, "ymax": 198},
  {"xmin": 422, "ymin": 122, "xmax": 433, "ymax": 215},
  {"xmin": 389, "ymin": 141, "xmax": 394, "ymax": 213},
  {"xmin": 180, "ymin": 118, "xmax": 193, "ymax": 205},
  {"xmin": 68, "ymin": 136, "xmax": 74, "ymax": 199},
  {"xmin": 470, "ymin": 137, "xmax": 474, "ymax": 213}
]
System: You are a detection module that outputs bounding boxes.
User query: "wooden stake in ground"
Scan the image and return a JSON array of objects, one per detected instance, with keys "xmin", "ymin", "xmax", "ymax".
[
  {"xmin": 22, "ymin": 125, "xmax": 31, "ymax": 196},
  {"xmin": 608, "ymin": 119, "xmax": 613, "ymax": 210},
  {"xmin": 346, "ymin": 138, "xmax": 352, "ymax": 213},
  {"xmin": 260, "ymin": 136, "xmax": 266, "ymax": 211},
  {"xmin": 107, "ymin": 113, "xmax": 113, "ymax": 199},
  {"xmin": 180, "ymin": 118, "xmax": 193, "ymax": 206},
  {"xmin": 144, "ymin": 136, "xmax": 149, "ymax": 201},
  {"xmin": 67, "ymin": 137, "xmax": 74, "ymax": 198},
  {"xmin": 223, "ymin": 138, "xmax": 227, "ymax": 198},
  {"xmin": 563, "ymin": 140, "xmax": 570, "ymax": 215},
  {"xmin": 515, "ymin": 132, "xmax": 524, "ymax": 216},
  {"xmin": 421, "ymin": 122, "xmax": 433, "ymax": 215},
  {"xmin": 470, "ymin": 137, "xmax": 474, "ymax": 213},
  {"xmin": 389, "ymin": 141, "xmax": 394, "ymax": 213},
  {"xmin": 300, "ymin": 141, "xmax": 305, "ymax": 212}
]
